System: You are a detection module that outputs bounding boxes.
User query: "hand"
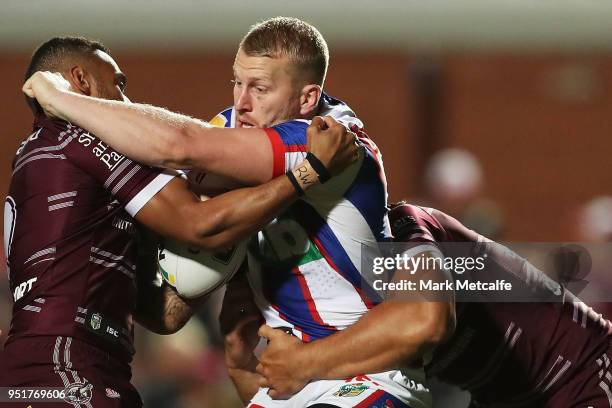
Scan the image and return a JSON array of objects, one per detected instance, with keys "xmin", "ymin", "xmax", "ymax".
[
  {"xmin": 219, "ymin": 271, "xmax": 262, "ymax": 370},
  {"xmin": 307, "ymin": 116, "xmax": 360, "ymax": 175},
  {"xmin": 22, "ymin": 71, "xmax": 73, "ymax": 119},
  {"xmin": 224, "ymin": 314, "xmax": 262, "ymax": 370},
  {"xmin": 256, "ymin": 325, "xmax": 310, "ymax": 398}
]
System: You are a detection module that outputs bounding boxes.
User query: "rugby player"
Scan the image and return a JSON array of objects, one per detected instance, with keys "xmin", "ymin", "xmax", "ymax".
[
  {"xmin": 21, "ymin": 18, "xmax": 449, "ymax": 408},
  {"xmin": 257, "ymin": 202, "xmax": 612, "ymax": 407},
  {"xmin": 2, "ymin": 36, "xmax": 355, "ymax": 407}
]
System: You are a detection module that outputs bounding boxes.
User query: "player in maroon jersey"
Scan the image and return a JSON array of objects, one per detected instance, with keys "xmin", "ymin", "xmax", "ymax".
[
  {"xmin": 1, "ymin": 37, "xmax": 356, "ymax": 407},
  {"xmin": 255, "ymin": 202, "xmax": 612, "ymax": 407}
]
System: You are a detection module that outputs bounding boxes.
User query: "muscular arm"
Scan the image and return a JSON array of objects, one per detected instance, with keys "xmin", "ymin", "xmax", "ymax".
[
  {"xmin": 135, "ymin": 171, "xmax": 298, "ymax": 252},
  {"xmin": 54, "ymin": 94, "xmax": 273, "ymax": 183},
  {"xmin": 24, "ymin": 72, "xmax": 357, "ymax": 185},
  {"xmin": 258, "ymin": 301, "xmax": 454, "ymax": 398},
  {"xmin": 25, "ymin": 73, "xmax": 271, "ymax": 184},
  {"xmin": 258, "ymin": 250, "xmax": 456, "ymax": 397},
  {"xmin": 300, "ymin": 301, "xmax": 451, "ymax": 378},
  {"xmin": 135, "ymin": 281, "xmax": 194, "ymax": 335},
  {"xmin": 133, "ymin": 228, "xmax": 194, "ymax": 334}
]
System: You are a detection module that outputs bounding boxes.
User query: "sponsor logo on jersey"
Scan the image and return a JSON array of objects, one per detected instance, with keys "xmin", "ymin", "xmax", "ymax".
[
  {"xmin": 112, "ymin": 216, "xmax": 134, "ymax": 233},
  {"xmin": 16, "ymin": 129, "xmax": 42, "ymax": 155},
  {"xmin": 249, "ymin": 213, "xmax": 318, "ymax": 268},
  {"xmin": 333, "ymin": 383, "xmax": 369, "ymax": 397},
  {"xmin": 13, "ymin": 277, "xmax": 37, "ymax": 302}
]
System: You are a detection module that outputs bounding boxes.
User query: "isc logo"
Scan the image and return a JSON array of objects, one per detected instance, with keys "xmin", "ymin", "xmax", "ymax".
[
  {"xmin": 13, "ymin": 277, "xmax": 37, "ymax": 302},
  {"xmin": 106, "ymin": 326, "xmax": 119, "ymax": 338}
]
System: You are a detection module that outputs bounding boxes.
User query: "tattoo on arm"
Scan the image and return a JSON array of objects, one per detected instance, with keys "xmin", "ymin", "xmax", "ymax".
[
  {"xmin": 133, "ymin": 227, "xmax": 194, "ymax": 334},
  {"xmin": 160, "ymin": 284, "xmax": 194, "ymax": 333}
]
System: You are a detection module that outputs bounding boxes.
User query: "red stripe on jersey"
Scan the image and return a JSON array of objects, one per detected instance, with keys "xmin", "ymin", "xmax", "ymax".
[
  {"xmin": 285, "ymin": 144, "xmax": 307, "ymax": 152},
  {"xmin": 263, "ymin": 128, "xmax": 286, "ymax": 178},
  {"xmin": 269, "ymin": 304, "xmax": 311, "ymax": 342},
  {"xmin": 354, "ymin": 389, "xmax": 386, "ymax": 407},
  {"xmin": 312, "ymin": 236, "xmax": 376, "ymax": 310},
  {"xmin": 247, "ymin": 404, "xmax": 265, "ymax": 408},
  {"xmin": 291, "ymin": 267, "xmax": 338, "ymax": 332}
]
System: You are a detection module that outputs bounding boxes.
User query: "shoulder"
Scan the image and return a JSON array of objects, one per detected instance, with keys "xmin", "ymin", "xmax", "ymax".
[
  {"xmin": 267, "ymin": 120, "xmax": 310, "ymax": 146},
  {"xmin": 390, "ymin": 203, "xmax": 435, "ymax": 241},
  {"xmin": 209, "ymin": 107, "xmax": 233, "ymax": 128},
  {"xmin": 270, "ymin": 119, "xmax": 309, "ymax": 134}
]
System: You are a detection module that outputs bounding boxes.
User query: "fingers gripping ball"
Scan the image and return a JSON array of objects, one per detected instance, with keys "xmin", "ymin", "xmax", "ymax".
[{"xmin": 158, "ymin": 239, "xmax": 247, "ymax": 298}]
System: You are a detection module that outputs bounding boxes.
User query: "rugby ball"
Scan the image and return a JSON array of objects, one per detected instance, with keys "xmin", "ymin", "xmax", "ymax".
[{"xmin": 158, "ymin": 239, "xmax": 247, "ymax": 298}]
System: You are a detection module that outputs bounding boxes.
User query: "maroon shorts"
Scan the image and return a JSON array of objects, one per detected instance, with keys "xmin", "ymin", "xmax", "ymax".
[{"xmin": 0, "ymin": 336, "xmax": 141, "ymax": 407}]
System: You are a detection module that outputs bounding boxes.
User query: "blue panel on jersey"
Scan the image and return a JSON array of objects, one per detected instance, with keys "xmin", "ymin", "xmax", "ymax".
[
  {"xmin": 292, "ymin": 200, "xmax": 377, "ymax": 305},
  {"xmin": 260, "ymin": 199, "xmax": 382, "ymax": 341},
  {"xmin": 343, "ymin": 150, "xmax": 391, "ymax": 242},
  {"xmin": 271, "ymin": 120, "xmax": 308, "ymax": 148},
  {"xmin": 263, "ymin": 264, "xmax": 336, "ymax": 340},
  {"xmin": 220, "ymin": 107, "xmax": 233, "ymax": 127}
]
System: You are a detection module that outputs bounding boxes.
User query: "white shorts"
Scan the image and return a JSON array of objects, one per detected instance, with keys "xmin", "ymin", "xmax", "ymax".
[{"xmin": 247, "ymin": 370, "xmax": 431, "ymax": 408}]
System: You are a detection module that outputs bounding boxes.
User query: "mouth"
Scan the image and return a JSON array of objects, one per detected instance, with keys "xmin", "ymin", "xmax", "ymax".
[{"xmin": 237, "ymin": 118, "xmax": 256, "ymax": 128}]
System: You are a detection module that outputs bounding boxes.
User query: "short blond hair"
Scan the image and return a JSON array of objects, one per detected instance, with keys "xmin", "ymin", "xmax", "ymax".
[{"xmin": 239, "ymin": 16, "xmax": 329, "ymax": 87}]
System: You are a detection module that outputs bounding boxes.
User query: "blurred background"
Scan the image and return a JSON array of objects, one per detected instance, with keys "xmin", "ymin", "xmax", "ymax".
[{"xmin": 1, "ymin": 1, "xmax": 612, "ymax": 406}]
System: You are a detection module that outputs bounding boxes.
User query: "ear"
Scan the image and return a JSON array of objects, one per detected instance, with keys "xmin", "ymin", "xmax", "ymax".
[
  {"xmin": 66, "ymin": 65, "xmax": 92, "ymax": 96},
  {"xmin": 299, "ymin": 84, "xmax": 322, "ymax": 116}
]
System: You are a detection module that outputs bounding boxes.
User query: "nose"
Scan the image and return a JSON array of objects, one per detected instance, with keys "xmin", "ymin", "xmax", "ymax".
[{"xmin": 235, "ymin": 87, "xmax": 251, "ymax": 112}]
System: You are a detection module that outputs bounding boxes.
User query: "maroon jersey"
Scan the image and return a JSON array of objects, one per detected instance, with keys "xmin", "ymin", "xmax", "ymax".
[
  {"xmin": 3, "ymin": 116, "xmax": 176, "ymax": 361},
  {"xmin": 390, "ymin": 203, "xmax": 612, "ymax": 406}
]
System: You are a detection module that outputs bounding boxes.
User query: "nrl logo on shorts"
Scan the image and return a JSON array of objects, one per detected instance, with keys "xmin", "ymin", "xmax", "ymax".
[
  {"xmin": 63, "ymin": 380, "xmax": 93, "ymax": 404},
  {"xmin": 90, "ymin": 313, "xmax": 102, "ymax": 330},
  {"xmin": 333, "ymin": 383, "xmax": 369, "ymax": 397}
]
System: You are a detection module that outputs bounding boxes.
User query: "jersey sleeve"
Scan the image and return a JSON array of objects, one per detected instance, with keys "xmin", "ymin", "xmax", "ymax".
[
  {"xmin": 64, "ymin": 130, "xmax": 180, "ymax": 217},
  {"xmin": 390, "ymin": 204, "xmax": 439, "ymax": 243},
  {"xmin": 390, "ymin": 204, "xmax": 446, "ymax": 255},
  {"xmin": 264, "ymin": 120, "xmax": 309, "ymax": 177},
  {"xmin": 209, "ymin": 107, "xmax": 233, "ymax": 128}
]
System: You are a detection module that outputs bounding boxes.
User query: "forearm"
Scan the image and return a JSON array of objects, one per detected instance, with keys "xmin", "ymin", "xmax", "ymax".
[
  {"xmin": 137, "ymin": 163, "xmax": 316, "ymax": 253},
  {"xmin": 298, "ymin": 301, "xmax": 453, "ymax": 380},
  {"xmin": 193, "ymin": 175, "xmax": 297, "ymax": 250},
  {"xmin": 134, "ymin": 229, "xmax": 193, "ymax": 334},
  {"xmin": 135, "ymin": 282, "xmax": 194, "ymax": 335},
  {"xmin": 228, "ymin": 366, "xmax": 263, "ymax": 404},
  {"xmin": 49, "ymin": 90, "xmax": 208, "ymax": 169}
]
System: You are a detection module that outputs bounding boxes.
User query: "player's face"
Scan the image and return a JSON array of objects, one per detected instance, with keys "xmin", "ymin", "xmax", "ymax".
[
  {"xmin": 232, "ymin": 49, "xmax": 302, "ymax": 128},
  {"xmin": 88, "ymin": 50, "xmax": 129, "ymax": 103}
]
